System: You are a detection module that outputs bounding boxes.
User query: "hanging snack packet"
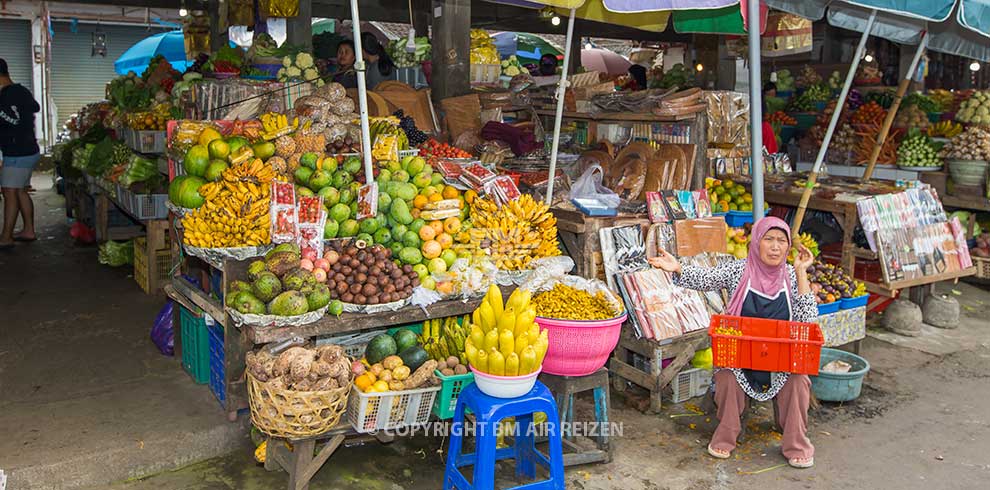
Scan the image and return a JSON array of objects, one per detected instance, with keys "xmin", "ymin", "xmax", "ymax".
[
  {"xmin": 372, "ymin": 134, "xmax": 400, "ymax": 162},
  {"xmin": 270, "ymin": 180, "xmax": 297, "ymax": 243}
]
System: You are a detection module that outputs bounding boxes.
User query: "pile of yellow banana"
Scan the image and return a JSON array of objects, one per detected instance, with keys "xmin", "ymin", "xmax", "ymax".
[
  {"xmin": 419, "ymin": 316, "xmax": 469, "ymax": 365},
  {"xmin": 469, "ymin": 194, "xmax": 561, "ymax": 270},
  {"xmin": 465, "ymin": 285, "xmax": 548, "ymax": 377},
  {"xmin": 260, "ymin": 112, "xmax": 299, "ymax": 140},
  {"xmin": 181, "ymin": 159, "xmax": 275, "ymax": 248},
  {"xmin": 928, "ymin": 120, "xmax": 963, "ymax": 138}
]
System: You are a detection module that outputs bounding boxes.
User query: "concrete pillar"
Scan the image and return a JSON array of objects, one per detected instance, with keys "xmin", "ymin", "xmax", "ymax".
[
  {"xmin": 285, "ymin": 0, "xmax": 313, "ymax": 51},
  {"xmin": 430, "ymin": 0, "xmax": 471, "ymax": 100}
]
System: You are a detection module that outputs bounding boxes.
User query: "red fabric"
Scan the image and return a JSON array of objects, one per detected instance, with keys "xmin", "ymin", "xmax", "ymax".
[{"xmin": 762, "ymin": 121, "xmax": 778, "ymax": 154}]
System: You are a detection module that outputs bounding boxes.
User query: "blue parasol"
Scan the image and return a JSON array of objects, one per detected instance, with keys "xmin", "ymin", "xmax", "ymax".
[{"xmin": 114, "ymin": 30, "xmax": 191, "ymax": 75}]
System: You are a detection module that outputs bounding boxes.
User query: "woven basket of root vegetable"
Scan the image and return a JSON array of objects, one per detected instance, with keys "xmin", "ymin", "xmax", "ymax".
[{"xmin": 246, "ymin": 345, "xmax": 354, "ymax": 439}]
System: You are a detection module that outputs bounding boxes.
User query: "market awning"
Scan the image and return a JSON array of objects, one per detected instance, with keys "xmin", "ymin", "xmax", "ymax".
[{"xmin": 765, "ymin": 0, "xmax": 990, "ymax": 61}]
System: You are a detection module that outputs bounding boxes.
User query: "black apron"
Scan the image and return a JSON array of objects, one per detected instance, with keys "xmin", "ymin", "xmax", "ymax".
[{"xmin": 739, "ymin": 280, "xmax": 791, "ymax": 393}]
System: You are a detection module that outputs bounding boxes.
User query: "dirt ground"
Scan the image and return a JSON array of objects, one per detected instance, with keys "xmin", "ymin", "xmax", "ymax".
[{"xmin": 4, "ymin": 176, "xmax": 990, "ymax": 490}]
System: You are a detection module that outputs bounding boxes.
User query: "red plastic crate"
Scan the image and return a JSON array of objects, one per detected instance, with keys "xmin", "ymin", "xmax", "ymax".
[{"xmin": 709, "ymin": 315, "xmax": 824, "ymax": 376}]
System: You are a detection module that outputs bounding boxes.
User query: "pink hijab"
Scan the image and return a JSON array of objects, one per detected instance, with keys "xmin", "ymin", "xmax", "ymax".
[{"xmin": 726, "ymin": 216, "xmax": 792, "ymax": 316}]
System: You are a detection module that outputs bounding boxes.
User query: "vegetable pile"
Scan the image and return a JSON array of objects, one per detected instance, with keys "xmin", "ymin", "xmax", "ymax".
[
  {"xmin": 852, "ymin": 101, "xmax": 886, "ymax": 125},
  {"xmin": 387, "ymin": 37, "xmax": 431, "ymax": 68},
  {"xmin": 893, "ymin": 104, "xmax": 929, "ymax": 129},
  {"xmin": 955, "ymin": 90, "xmax": 990, "ymax": 125},
  {"xmin": 942, "ymin": 126, "xmax": 990, "ymax": 160},
  {"xmin": 227, "ymin": 243, "xmax": 332, "ymax": 316},
  {"xmin": 897, "ymin": 129, "xmax": 942, "ymax": 168},
  {"xmin": 246, "ymin": 344, "xmax": 351, "ymax": 392},
  {"xmin": 795, "ymin": 65, "xmax": 822, "ymax": 88},
  {"xmin": 355, "ymin": 331, "xmax": 438, "ymax": 393}
]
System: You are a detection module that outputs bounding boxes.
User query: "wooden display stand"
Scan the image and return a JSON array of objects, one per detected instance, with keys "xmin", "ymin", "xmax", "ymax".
[
  {"xmin": 539, "ymin": 368, "xmax": 614, "ymax": 466},
  {"xmin": 763, "ymin": 189, "xmax": 976, "ymax": 300},
  {"xmin": 552, "ymin": 205, "xmax": 651, "ymax": 280},
  {"xmin": 609, "ymin": 329, "xmax": 709, "ymax": 413},
  {"xmin": 263, "ymin": 424, "xmax": 394, "ymax": 490},
  {"xmin": 166, "ymin": 254, "xmax": 515, "ymax": 420}
]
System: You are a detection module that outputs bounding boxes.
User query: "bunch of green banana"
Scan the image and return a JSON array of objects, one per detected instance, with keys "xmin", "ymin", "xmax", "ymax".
[{"xmin": 418, "ymin": 315, "xmax": 468, "ymax": 365}]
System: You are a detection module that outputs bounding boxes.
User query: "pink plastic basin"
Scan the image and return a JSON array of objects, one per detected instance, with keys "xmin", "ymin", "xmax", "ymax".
[{"xmin": 535, "ymin": 313, "xmax": 627, "ymax": 376}]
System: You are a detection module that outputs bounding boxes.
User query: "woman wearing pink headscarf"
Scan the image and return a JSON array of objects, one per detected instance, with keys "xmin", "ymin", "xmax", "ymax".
[{"xmin": 650, "ymin": 216, "xmax": 817, "ymax": 468}]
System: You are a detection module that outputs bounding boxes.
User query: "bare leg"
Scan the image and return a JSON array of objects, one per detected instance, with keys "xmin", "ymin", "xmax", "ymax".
[
  {"xmin": 1, "ymin": 187, "xmax": 19, "ymax": 245},
  {"xmin": 710, "ymin": 370, "xmax": 747, "ymax": 454},
  {"xmin": 15, "ymin": 188, "xmax": 35, "ymax": 239},
  {"xmin": 776, "ymin": 374, "xmax": 814, "ymax": 461}
]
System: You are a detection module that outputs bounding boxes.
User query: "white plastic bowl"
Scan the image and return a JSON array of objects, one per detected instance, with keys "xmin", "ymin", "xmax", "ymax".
[{"xmin": 471, "ymin": 366, "xmax": 541, "ymax": 399}]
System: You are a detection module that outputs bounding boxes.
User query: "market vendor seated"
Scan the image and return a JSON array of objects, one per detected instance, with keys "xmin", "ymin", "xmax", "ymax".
[{"xmin": 649, "ymin": 216, "xmax": 817, "ymax": 469}]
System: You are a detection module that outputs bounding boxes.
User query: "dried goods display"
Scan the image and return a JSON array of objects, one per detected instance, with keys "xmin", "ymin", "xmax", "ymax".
[{"xmin": 531, "ymin": 283, "xmax": 618, "ymax": 320}]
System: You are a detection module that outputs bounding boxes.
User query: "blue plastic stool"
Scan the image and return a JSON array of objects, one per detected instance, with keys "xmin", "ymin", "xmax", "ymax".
[{"xmin": 443, "ymin": 381, "xmax": 565, "ymax": 490}]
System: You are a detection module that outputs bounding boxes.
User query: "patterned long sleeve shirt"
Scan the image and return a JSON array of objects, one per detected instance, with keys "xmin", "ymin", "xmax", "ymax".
[{"xmin": 674, "ymin": 259, "xmax": 818, "ymax": 400}]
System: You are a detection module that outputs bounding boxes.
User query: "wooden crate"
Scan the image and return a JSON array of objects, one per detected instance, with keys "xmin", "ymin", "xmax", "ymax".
[
  {"xmin": 610, "ymin": 329, "xmax": 709, "ymax": 413},
  {"xmin": 133, "ymin": 220, "xmax": 175, "ymax": 294},
  {"xmin": 552, "ymin": 206, "xmax": 651, "ymax": 280}
]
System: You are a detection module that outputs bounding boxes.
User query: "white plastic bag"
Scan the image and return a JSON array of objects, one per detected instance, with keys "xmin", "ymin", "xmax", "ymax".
[{"xmin": 569, "ymin": 165, "xmax": 620, "ymax": 209}]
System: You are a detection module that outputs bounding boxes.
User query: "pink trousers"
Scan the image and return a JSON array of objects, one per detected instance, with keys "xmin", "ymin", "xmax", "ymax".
[{"xmin": 710, "ymin": 370, "xmax": 814, "ymax": 460}]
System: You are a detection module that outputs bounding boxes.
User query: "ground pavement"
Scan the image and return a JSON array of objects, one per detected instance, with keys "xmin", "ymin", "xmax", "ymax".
[{"xmin": 3, "ymin": 174, "xmax": 989, "ymax": 490}]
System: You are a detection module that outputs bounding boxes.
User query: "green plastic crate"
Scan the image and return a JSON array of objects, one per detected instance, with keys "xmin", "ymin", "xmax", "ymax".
[
  {"xmin": 432, "ymin": 370, "xmax": 474, "ymax": 419},
  {"xmin": 180, "ymin": 306, "xmax": 210, "ymax": 384}
]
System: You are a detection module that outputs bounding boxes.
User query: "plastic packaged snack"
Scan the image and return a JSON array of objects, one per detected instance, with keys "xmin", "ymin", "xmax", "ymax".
[
  {"xmin": 355, "ymin": 183, "xmax": 378, "ymax": 220},
  {"xmin": 372, "ymin": 134, "xmax": 399, "ymax": 162}
]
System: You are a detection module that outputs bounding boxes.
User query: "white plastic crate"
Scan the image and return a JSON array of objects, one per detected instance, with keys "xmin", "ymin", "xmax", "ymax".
[
  {"xmin": 130, "ymin": 193, "xmax": 169, "ymax": 220},
  {"xmin": 347, "ymin": 385, "xmax": 440, "ymax": 433},
  {"xmin": 123, "ymin": 128, "xmax": 167, "ymax": 154},
  {"xmin": 316, "ymin": 329, "xmax": 384, "ymax": 359},
  {"xmin": 671, "ymin": 368, "xmax": 712, "ymax": 403},
  {"xmin": 470, "ymin": 64, "xmax": 501, "ymax": 84}
]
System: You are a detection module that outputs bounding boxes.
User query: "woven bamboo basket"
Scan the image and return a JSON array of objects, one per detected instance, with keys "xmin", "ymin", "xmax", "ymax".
[{"xmin": 247, "ymin": 371, "xmax": 353, "ymax": 439}]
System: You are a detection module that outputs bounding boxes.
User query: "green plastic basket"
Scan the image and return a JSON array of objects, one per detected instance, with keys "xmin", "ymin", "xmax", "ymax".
[
  {"xmin": 432, "ymin": 370, "xmax": 474, "ymax": 419},
  {"xmin": 180, "ymin": 306, "xmax": 210, "ymax": 384}
]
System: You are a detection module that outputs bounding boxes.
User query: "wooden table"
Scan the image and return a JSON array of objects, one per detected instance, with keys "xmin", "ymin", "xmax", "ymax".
[
  {"xmin": 263, "ymin": 423, "xmax": 394, "ymax": 490},
  {"xmin": 552, "ymin": 205, "xmax": 651, "ymax": 280},
  {"xmin": 764, "ymin": 189, "xmax": 977, "ymax": 299},
  {"xmin": 166, "ymin": 256, "xmax": 513, "ymax": 421},
  {"xmin": 609, "ymin": 329, "xmax": 710, "ymax": 413}
]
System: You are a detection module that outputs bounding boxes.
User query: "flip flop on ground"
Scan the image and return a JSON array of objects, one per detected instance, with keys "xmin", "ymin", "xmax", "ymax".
[
  {"xmin": 788, "ymin": 456, "xmax": 814, "ymax": 469},
  {"xmin": 707, "ymin": 445, "xmax": 731, "ymax": 459}
]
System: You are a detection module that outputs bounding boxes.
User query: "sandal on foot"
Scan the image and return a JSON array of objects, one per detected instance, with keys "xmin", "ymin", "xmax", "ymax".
[
  {"xmin": 788, "ymin": 457, "xmax": 814, "ymax": 469},
  {"xmin": 14, "ymin": 235, "xmax": 36, "ymax": 242},
  {"xmin": 707, "ymin": 445, "xmax": 731, "ymax": 459}
]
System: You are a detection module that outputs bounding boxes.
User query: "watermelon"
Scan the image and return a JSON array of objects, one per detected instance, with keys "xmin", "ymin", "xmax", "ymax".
[
  {"xmin": 168, "ymin": 175, "xmax": 207, "ymax": 209},
  {"xmin": 365, "ymin": 334, "xmax": 398, "ymax": 365}
]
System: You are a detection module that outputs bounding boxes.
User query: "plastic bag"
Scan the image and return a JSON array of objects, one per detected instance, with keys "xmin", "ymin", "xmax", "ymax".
[
  {"xmin": 569, "ymin": 165, "xmax": 620, "ymax": 209},
  {"xmin": 151, "ymin": 302, "xmax": 175, "ymax": 356}
]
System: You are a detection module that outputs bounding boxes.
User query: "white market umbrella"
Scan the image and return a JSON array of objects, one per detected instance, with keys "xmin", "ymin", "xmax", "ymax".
[{"xmin": 348, "ymin": 0, "xmax": 375, "ymax": 187}]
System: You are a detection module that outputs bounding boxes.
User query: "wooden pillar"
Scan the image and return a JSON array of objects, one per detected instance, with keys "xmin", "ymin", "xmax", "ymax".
[
  {"xmin": 431, "ymin": 0, "xmax": 471, "ymax": 100},
  {"xmin": 569, "ymin": 29, "xmax": 582, "ymax": 75},
  {"xmin": 208, "ymin": 0, "xmax": 229, "ymax": 53},
  {"xmin": 285, "ymin": 0, "xmax": 313, "ymax": 51},
  {"xmin": 413, "ymin": 0, "xmax": 431, "ymax": 39}
]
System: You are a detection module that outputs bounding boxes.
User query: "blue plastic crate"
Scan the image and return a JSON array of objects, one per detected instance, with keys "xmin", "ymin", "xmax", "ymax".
[
  {"xmin": 817, "ymin": 301, "xmax": 840, "ymax": 316},
  {"xmin": 180, "ymin": 307, "xmax": 210, "ymax": 384},
  {"xmin": 207, "ymin": 321, "xmax": 225, "ymax": 407},
  {"xmin": 841, "ymin": 294, "xmax": 869, "ymax": 310},
  {"xmin": 724, "ymin": 209, "xmax": 768, "ymax": 227},
  {"xmin": 107, "ymin": 201, "xmax": 138, "ymax": 228}
]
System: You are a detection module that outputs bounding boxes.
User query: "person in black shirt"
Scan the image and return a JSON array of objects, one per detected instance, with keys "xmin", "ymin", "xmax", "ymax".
[{"xmin": 0, "ymin": 57, "xmax": 41, "ymax": 248}]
